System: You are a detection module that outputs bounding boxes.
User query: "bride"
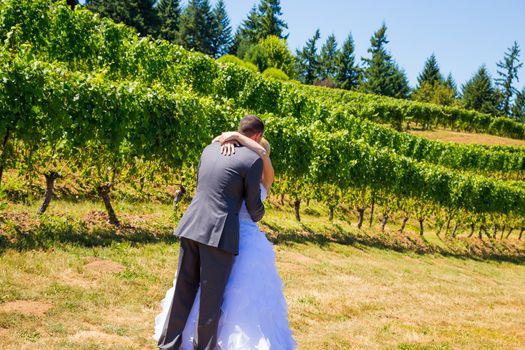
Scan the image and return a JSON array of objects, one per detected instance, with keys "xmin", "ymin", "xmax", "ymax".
[{"xmin": 153, "ymin": 132, "xmax": 297, "ymax": 350}]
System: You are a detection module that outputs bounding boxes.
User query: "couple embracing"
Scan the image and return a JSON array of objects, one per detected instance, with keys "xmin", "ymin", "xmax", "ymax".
[{"xmin": 153, "ymin": 115, "xmax": 297, "ymax": 350}]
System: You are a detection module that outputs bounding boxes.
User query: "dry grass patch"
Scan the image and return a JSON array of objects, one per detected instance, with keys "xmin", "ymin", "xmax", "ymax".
[
  {"xmin": 407, "ymin": 128, "xmax": 525, "ymax": 147},
  {"xmin": 278, "ymin": 243, "xmax": 525, "ymax": 349},
  {"xmin": 84, "ymin": 259, "xmax": 125, "ymax": 274},
  {"xmin": 1, "ymin": 196, "xmax": 525, "ymax": 349},
  {"xmin": 0, "ymin": 301, "xmax": 53, "ymax": 317},
  {"xmin": 0, "ymin": 240, "xmax": 524, "ymax": 349}
]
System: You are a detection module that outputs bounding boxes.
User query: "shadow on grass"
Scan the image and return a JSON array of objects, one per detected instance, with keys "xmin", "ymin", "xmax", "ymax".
[
  {"xmin": 2, "ymin": 214, "xmax": 524, "ymax": 265},
  {"xmin": 262, "ymin": 222, "xmax": 525, "ymax": 265},
  {"xmin": 0, "ymin": 216, "xmax": 178, "ymax": 254}
]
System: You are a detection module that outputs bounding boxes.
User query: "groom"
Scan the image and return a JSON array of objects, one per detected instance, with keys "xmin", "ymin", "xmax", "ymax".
[{"xmin": 158, "ymin": 115, "xmax": 266, "ymax": 350}]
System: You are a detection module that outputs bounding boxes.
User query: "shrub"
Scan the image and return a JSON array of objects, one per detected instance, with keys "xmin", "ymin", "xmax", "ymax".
[
  {"xmin": 217, "ymin": 54, "xmax": 258, "ymax": 73},
  {"xmin": 262, "ymin": 67, "xmax": 289, "ymax": 81}
]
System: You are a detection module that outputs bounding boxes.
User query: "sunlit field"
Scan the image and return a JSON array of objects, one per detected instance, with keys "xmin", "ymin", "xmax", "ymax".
[{"xmin": 1, "ymin": 197, "xmax": 524, "ymax": 350}]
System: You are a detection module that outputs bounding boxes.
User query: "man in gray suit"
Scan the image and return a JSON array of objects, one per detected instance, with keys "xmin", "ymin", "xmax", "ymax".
[{"xmin": 158, "ymin": 115, "xmax": 266, "ymax": 350}]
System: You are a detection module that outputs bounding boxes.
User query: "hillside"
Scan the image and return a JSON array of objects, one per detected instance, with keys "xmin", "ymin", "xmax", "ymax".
[{"xmin": 0, "ymin": 0, "xmax": 523, "ymax": 260}]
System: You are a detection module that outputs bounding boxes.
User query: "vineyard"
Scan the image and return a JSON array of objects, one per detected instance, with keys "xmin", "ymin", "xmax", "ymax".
[{"xmin": 1, "ymin": 0, "xmax": 525, "ymax": 244}]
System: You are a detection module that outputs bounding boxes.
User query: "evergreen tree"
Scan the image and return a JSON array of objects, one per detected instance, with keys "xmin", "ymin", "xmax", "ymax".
[
  {"xmin": 257, "ymin": 0, "xmax": 288, "ymax": 40},
  {"xmin": 231, "ymin": 5, "xmax": 260, "ymax": 57},
  {"xmin": 232, "ymin": 0, "xmax": 287, "ymax": 57},
  {"xmin": 335, "ymin": 33, "xmax": 360, "ymax": 90},
  {"xmin": 390, "ymin": 64, "xmax": 411, "ymax": 99},
  {"xmin": 361, "ymin": 23, "xmax": 409, "ymax": 98},
  {"xmin": 295, "ymin": 29, "xmax": 321, "ymax": 84},
  {"xmin": 495, "ymin": 41, "xmax": 523, "ymax": 115},
  {"xmin": 157, "ymin": 0, "xmax": 180, "ymax": 42},
  {"xmin": 210, "ymin": 0, "xmax": 232, "ymax": 58},
  {"xmin": 417, "ymin": 53, "xmax": 443, "ymax": 87},
  {"xmin": 361, "ymin": 23, "xmax": 390, "ymax": 95},
  {"xmin": 86, "ymin": 0, "xmax": 160, "ymax": 36},
  {"xmin": 462, "ymin": 66, "xmax": 501, "ymax": 115},
  {"xmin": 412, "ymin": 54, "xmax": 448, "ymax": 103},
  {"xmin": 511, "ymin": 87, "xmax": 525, "ymax": 122},
  {"xmin": 177, "ymin": 0, "xmax": 214, "ymax": 56},
  {"xmin": 445, "ymin": 73, "xmax": 458, "ymax": 98},
  {"xmin": 318, "ymin": 34, "xmax": 338, "ymax": 81}
]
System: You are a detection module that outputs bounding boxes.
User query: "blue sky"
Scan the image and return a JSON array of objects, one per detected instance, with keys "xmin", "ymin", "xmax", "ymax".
[
  {"xmin": 218, "ymin": 0, "xmax": 525, "ymax": 90},
  {"xmin": 78, "ymin": 0, "xmax": 525, "ymax": 90}
]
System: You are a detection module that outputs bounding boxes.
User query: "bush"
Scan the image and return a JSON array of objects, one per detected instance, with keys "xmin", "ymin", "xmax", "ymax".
[
  {"xmin": 217, "ymin": 54, "xmax": 258, "ymax": 73},
  {"xmin": 217, "ymin": 54, "xmax": 244, "ymax": 66},
  {"xmin": 242, "ymin": 61, "xmax": 259, "ymax": 73},
  {"xmin": 262, "ymin": 67, "xmax": 289, "ymax": 81},
  {"xmin": 244, "ymin": 36, "xmax": 296, "ymax": 77}
]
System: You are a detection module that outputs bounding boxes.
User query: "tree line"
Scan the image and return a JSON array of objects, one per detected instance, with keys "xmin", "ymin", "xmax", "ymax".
[{"xmin": 80, "ymin": 0, "xmax": 525, "ymax": 122}]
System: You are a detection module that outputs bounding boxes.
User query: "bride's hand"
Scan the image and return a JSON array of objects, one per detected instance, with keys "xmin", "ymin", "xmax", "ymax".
[{"xmin": 221, "ymin": 141, "xmax": 239, "ymax": 156}]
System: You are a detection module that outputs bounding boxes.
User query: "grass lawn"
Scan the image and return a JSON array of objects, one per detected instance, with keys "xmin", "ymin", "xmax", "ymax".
[{"xmin": 1, "ymin": 198, "xmax": 525, "ymax": 349}]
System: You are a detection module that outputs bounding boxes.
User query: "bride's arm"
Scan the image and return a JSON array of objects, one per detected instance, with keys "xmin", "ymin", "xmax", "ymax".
[
  {"xmin": 260, "ymin": 156, "xmax": 274, "ymax": 192},
  {"xmin": 220, "ymin": 132, "xmax": 274, "ymax": 191}
]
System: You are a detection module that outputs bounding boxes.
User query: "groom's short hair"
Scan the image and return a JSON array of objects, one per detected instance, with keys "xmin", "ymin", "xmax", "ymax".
[{"xmin": 238, "ymin": 115, "xmax": 264, "ymax": 137}]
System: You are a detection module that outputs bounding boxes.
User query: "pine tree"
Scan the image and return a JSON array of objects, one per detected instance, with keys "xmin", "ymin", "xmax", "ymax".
[
  {"xmin": 318, "ymin": 34, "xmax": 338, "ymax": 81},
  {"xmin": 232, "ymin": 0, "xmax": 288, "ymax": 57},
  {"xmin": 511, "ymin": 87, "xmax": 525, "ymax": 122},
  {"xmin": 176, "ymin": 0, "xmax": 214, "ymax": 56},
  {"xmin": 495, "ymin": 41, "xmax": 523, "ymax": 115},
  {"xmin": 445, "ymin": 73, "xmax": 458, "ymax": 98},
  {"xmin": 210, "ymin": 0, "xmax": 232, "ymax": 58},
  {"xmin": 231, "ymin": 5, "xmax": 260, "ymax": 57},
  {"xmin": 295, "ymin": 29, "xmax": 321, "ymax": 84},
  {"xmin": 86, "ymin": 0, "xmax": 160, "ymax": 36},
  {"xmin": 335, "ymin": 33, "xmax": 360, "ymax": 90},
  {"xmin": 412, "ymin": 54, "xmax": 448, "ymax": 103},
  {"xmin": 361, "ymin": 24, "xmax": 391, "ymax": 95},
  {"xmin": 157, "ymin": 0, "xmax": 180, "ymax": 42},
  {"xmin": 417, "ymin": 53, "xmax": 444, "ymax": 87},
  {"xmin": 361, "ymin": 23, "xmax": 409, "ymax": 98},
  {"xmin": 257, "ymin": 0, "xmax": 288, "ymax": 40},
  {"xmin": 462, "ymin": 66, "xmax": 501, "ymax": 115},
  {"xmin": 390, "ymin": 64, "xmax": 411, "ymax": 99}
]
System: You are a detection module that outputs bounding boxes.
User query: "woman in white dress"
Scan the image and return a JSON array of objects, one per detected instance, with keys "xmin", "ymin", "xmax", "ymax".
[{"xmin": 154, "ymin": 132, "xmax": 297, "ymax": 350}]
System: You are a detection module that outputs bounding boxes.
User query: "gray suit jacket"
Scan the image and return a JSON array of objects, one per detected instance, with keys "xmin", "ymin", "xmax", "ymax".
[{"xmin": 175, "ymin": 142, "xmax": 265, "ymax": 255}]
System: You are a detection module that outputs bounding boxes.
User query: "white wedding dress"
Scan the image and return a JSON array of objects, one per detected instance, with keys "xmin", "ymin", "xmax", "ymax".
[{"xmin": 153, "ymin": 185, "xmax": 297, "ymax": 350}]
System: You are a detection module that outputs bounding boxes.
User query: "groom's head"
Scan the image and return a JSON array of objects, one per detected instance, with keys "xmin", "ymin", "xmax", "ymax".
[{"xmin": 238, "ymin": 115, "xmax": 264, "ymax": 143}]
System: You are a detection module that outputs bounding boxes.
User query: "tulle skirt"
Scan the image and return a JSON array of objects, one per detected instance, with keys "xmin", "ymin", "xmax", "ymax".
[{"xmin": 153, "ymin": 219, "xmax": 297, "ymax": 350}]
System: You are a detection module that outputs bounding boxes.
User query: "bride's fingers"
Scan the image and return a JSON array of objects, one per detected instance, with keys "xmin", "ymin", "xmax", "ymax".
[
  {"xmin": 221, "ymin": 143, "xmax": 232, "ymax": 156},
  {"xmin": 220, "ymin": 142, "xmax": 238, "ymax": 156}
]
